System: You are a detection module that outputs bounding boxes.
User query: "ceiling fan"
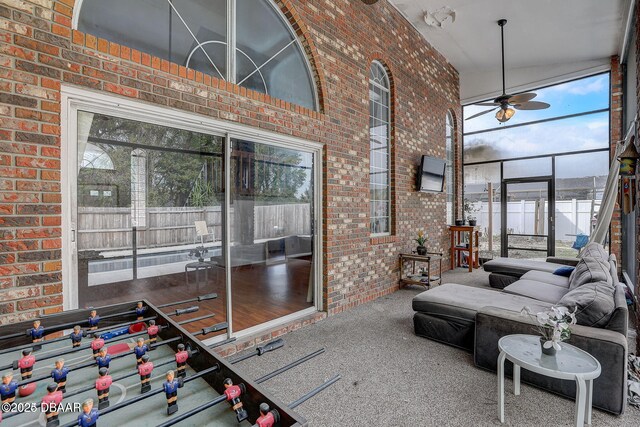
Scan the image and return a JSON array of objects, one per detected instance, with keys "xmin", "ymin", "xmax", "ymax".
[{"xmin": 466, "ymin": 19, "xmax": 550, "ymax": 123}]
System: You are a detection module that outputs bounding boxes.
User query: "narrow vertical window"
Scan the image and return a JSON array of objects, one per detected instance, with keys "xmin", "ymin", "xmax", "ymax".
[
  {"xmin": 445, "ymin": 111, "xmax": 455, "ymax": 224},
  {"xmin": 369, "ymin": 61, "xmax": 391, "ymax": 235}
]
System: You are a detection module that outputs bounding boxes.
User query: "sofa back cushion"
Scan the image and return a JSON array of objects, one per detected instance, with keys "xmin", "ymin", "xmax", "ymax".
[
  {"xmin": 568, "ymin": 257, "xmax": 612, "ymax": 290},
  {"xmin": 557, "ymin": 280, "xmax": 615, "ymax": 327},
  {"xmin": 580, "ymin": 242, "xmax": 609, "ymax": 266}
]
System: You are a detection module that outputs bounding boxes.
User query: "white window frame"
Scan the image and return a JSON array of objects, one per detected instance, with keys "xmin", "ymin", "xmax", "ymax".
[
  {"xmin": 445, "ymin": 111, "xmax": 455, "ymax": 225},
  {"xmin": 369, "ymin": 61, "xmax": 391, "ymax": 237},
  {"xmin": 61, "ymin": 85, "xmax": 323, "ymax": 344}
]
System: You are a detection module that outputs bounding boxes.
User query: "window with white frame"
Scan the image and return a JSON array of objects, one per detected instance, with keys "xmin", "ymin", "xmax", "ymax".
[
  {"xmin": 76, "ymin": 0, "xmax": 318, "ymax": 110},
  {"xmin": 445, "ymin": 111, "xmax": 455, "ymax": 224},
  {"xmin": 369, "ymin": 61, "xmax": 391, "ymax": 235}
]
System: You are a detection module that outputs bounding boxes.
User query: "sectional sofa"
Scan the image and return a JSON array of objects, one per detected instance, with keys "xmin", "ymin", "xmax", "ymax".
[{"xmin": 412, "ymin": 243, "xmax": 628, "ymax": 415}]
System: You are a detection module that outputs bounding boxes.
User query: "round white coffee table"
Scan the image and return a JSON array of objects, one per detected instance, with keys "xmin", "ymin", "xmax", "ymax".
[{"xmin": 497, "ymin": 334, "xmax": 601, "ymax": 426}]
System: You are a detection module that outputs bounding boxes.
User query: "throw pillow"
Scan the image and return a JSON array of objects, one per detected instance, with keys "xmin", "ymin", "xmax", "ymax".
[
  {"xmin": 553, "ymin": 266, "xmax": 574, "ymax": 277},
  {"xmin": 568, "ymin": 257, "xmax": 612, "ymax": 290},
  {"xmin": 558, "ymin": 280, "xmax": 615, "ymax": 327}
]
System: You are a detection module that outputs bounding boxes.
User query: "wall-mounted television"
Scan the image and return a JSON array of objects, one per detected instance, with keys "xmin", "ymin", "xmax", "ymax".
[{"xmin": 417, "ymin": 155, "xmax": 446, "ymax": 192}]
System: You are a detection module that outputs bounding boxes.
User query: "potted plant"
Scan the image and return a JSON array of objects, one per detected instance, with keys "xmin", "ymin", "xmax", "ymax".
[
  {"xmin": 521, "ymin": 306, "xmax": 577, "ymax": 355},
  {"xmin": 467, "ymin": 216, "xmax": 477, "ymax": 226},
  {"xmin": 414, "ymin": 231, "xmax": 427, "ymax": 255}
]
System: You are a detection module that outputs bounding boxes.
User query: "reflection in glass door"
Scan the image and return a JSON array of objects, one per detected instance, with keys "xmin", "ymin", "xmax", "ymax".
[
  {"xmin": 74, "ymin": 111, "xmax": 226, "ymax": 336},
  {"xmin": 501, "ymin": 180, "xmax": 554, "ymax": 258},
  {"xmin": 229, "ymin": 139, "xmax": 315, "ymax": 333}
]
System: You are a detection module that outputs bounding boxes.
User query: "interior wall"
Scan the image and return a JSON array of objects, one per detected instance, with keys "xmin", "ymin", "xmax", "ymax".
[{"xmin": 0, "ymin": 0, "xmax": 461, "ymax": 322}]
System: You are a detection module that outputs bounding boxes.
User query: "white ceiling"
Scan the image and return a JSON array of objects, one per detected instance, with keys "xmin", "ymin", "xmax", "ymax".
[{"xmin": 389, "ymin": 0, "xmax": 633, "ymax": 104}]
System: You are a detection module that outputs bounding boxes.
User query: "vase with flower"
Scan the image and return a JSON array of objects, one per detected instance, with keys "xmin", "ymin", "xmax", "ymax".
[
  {"xmin": 414, "ymin": 231, "xmax": 427, "ymax": 255},
  {"xmin": 521, "ymin": 306, "xmax": 577, "ymax": 356}
]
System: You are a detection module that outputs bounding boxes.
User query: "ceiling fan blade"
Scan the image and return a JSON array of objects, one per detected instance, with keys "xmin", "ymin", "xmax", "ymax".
[
  {"xmin": 507, "ymin": 92, "xmax": 537, "ymax": 104},
  {"xmin": 465, "ymin": 107, "xmax": 498, "ymax": 120},
  {"xmin": 513, "ymin": 101, "xmax": 550, "ymax": 111},
  {"xmin": 475, "ymin": 102, "xmax": 499, "ymax": 107}
]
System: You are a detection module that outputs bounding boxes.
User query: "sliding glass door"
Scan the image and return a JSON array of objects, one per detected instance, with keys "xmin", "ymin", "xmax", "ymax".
[
  {"xmin": 229, "ymin": 139, "xmax": 315, "ymax": 333},
  {"xmin": 68, "ymin": 99, "xmax": 319, "ymax": 339}
]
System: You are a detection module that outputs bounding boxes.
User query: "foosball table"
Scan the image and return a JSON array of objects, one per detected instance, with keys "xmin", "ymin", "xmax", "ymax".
[{"xmin": 0, "ymin": 296, "xmax": 338, "ymax": 426}]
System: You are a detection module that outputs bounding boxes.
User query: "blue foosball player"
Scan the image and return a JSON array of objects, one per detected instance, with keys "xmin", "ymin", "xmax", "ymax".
[
  {"xmin": 51, "ymin": 359, "xmax": 69, "ymax": 393},
  {"xmin": 96, "ymin": 348, "xmax": 111, "ymax": 370},
  {"xmin": 1, "ymin": 372, "xmax": 18, "ymax": 404},
  {"xmin": 163, "ymin": 370, "xmax": 183, "ymax": 415},
  {"xmin": 77, "ymin": 399, "xmax": 99, "ymax": 427},
  {"xmin": 88, "ymin": 310, "xmax": 100, "ymax": 331},
  {"xmin": 28, "ymin": 320, "xmax": 45, "ymax": 343},
  {"xmin": 70, "ymin": 325, "xmax": 84, "ymax": 348},
  {"xmin": 134, "ymin": 337, "xmax": 148, "ymax": 366},
  {"xmin": 135, "ymin": 301, "xmax": 146, "ymax": 320}
]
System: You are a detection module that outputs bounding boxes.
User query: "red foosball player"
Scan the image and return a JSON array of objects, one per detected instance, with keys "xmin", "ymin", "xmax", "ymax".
[
  {"xmin": 254, "ymin": 403, "xmax": 281, "ymax": 427},
  {"xmin": 51, "ymin": 358, "xmax": 69, "ymax": 393},
  {"xmin": 18, "ymin": 348, "xmax": 36, "ymax": 380},
  {"xmin": 77, "ymin": 399, "xmax": 99, "ymax": 427},
  {"xmin": 70, "ymin": 325, "xmax": 84, "ymax": 348},
  {"xmin": 135, "ymin": 301, "xmax": 146, "ymax": 320},
  {"xmin": 28, "ymin": 320, "xmax": 45, "ymax": 343},
  {"xmin": 223, "ymin": 378, "xmax": 248, "ymax": 422},
  {"xmin": 0, "ymin": 373, "xmax": 18, "ymax": 404},
  {"xmin": 163, "ymin": 370, "xmax": 183, "ymax": 415},
  {"xmin": 87, "ymin": 310, "xmax": 100, "ymax": 331},
  {"xmin": 134, "ymin": 337, "xmax": 149, "ymax": 366},
  {"xmin": 138, "ymin": 354, "xmax": 153, "ymax": 393},
  {"xmin": 41, "ymin": 383, "xmax": 63, "ymax": 427},
  {"xmin": 147, "ymin": 320, "xmax": 159, "ymax": 350},
  {"xmin": 175, "ymin": 343, "xmax": 190, "ymax": 379},
  {"xmin": 90, "ymin": 334, "xmax": 104, "ymax": 360},
  {"xmin": 95, "ymin": 367, "xmax": 112, "ymax": 410}
]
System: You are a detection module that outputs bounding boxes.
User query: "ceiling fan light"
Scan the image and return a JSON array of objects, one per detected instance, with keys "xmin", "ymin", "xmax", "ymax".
[{"xmin": 496, "ymin": 107, "xmax": 515, "ymax": 122}]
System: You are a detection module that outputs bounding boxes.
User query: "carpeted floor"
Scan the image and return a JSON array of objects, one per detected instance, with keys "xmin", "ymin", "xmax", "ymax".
[{"xmin": 234, "ymin": 267, "xmax": 640, "ymax": 426}]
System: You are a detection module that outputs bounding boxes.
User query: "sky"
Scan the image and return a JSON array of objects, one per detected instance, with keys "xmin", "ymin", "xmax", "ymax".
[{"xmin": 462, "ymin": 73, "xmax": 610, "ymax": 178}]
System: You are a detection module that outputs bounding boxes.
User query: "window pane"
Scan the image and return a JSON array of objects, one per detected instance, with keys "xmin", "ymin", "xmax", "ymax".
[
  {"xmin": 369, "ymin": 62, "xmax": 390, "ymax": 235},
  {"xmin": 464, "ymin": 73, "xmax": 610, "ymax": 133},
  {"xmin": 503, "ymin": 157, "xmax": 552, "ymax": 179},
  {"xmin": 464, "ymin": 162, "xmax": 501, "ymax": 256},
  {"xmin": 236, "ymin": 0, "xmax": 316, "ymax": 110},
  {"xmin": 464, "ymin": 111, "xmax": 609, "ymax": 163},
  {"xmin": 554, "ymin": 151, "xmax": 609, "ymax": 256}
]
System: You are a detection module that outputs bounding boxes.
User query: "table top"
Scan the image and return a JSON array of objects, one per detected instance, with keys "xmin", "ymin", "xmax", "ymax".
[
  {"xmin": 498, "ymin": 334, "xmax": 601, "ymax": 380},
  {"xmin": 399, "ymin": 253, "xmax": 443, "ymax": 261}
]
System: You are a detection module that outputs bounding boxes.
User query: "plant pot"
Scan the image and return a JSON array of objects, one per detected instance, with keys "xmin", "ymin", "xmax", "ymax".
[
  {"xmin": 468, "ymin": 219, "xmax": 477, "ymax": 226},
  {"xmin": 455, "ymin": 219, "xmax": 464, "ymax": 226},
  {"xmin": 416, "ymin": 246, "xmax": 427, "ymax": 256},
  {"xmin": 540, "ymin": 337, "xmax": 557, "ymax": 356}
]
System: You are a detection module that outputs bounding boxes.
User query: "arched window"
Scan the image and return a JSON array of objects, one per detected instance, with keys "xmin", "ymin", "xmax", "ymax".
[
  {"xmin": 445, "ymin": 111, "xmax": 455, "ymax": 224},
  {"xmin": 76, "ymin": 0, "xmax": 318, "ymax": 110},
  {"xmin": 369, "ymin": 61, "xmax": 391, "ymax": 235}
]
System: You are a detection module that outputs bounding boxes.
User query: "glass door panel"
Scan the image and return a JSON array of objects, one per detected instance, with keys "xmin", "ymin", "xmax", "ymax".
[
  {"xmin": 75, "ymin": 111, "xmax": 226, "ymax": 336},
  {"xmin": 502, "ymin": 180, "xmax": 553, "ymax": 259},
  {"xmin": 230, "ymin": 138, "xmax": 314, "ymax": 333}
]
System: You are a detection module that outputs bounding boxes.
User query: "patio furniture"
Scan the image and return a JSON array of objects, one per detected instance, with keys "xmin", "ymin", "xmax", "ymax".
[
  {"xmin": 399, "ymin": 253, "xmax": 443, "ymax": 288},
  {"xmin": 448, "ymin": 225, "xmax": 479, "ymax": 272}
]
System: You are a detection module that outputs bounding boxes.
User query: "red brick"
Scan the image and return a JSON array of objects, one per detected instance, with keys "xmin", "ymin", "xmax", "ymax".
[
  {"xmin": 42, "ymin": 238, "xmax": 61, "ymax": 249},
  {"xmin": 104, "ymin": 82, "xmax": 137, "ymax": 98}
]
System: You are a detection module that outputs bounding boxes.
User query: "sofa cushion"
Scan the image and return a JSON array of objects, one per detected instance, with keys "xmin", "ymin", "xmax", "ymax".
[
  {"xmin": 580, "ymin": 242, "xmax": 610, "ymax": 266},
  {"xmin": 568, "ymin": 257, "xmax": 612, "ymax": 290},
  {"xmin": 557, "ymin": 280, "xmax": 616, "ymax": 327},
  {"xmin": 520, "ymin": 270, "xmax": 570, "ymax": 288},
  {"xmin": 502, "ymin": 279, "xmax": 570, "ymax": 304},
  {"xmin": 412, "ymin": 283, "xmax": 552, "ymax": 321}
]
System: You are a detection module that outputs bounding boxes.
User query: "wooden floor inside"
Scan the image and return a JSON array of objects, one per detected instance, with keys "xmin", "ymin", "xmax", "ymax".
[{"xmin": 81, "ymin": 258, "xmax": 314, "ymax": 337}]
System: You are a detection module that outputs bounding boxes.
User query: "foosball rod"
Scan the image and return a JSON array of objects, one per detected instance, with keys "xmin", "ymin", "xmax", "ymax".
[
  {"xmin": 17, "ymin": 337, "xmax": 183, "ymax": 388},
  {"xmin": 58, "ymin": 365, "xmax": 221, "ymax": 427},
  {"xmin": 157, "ymin": 359, "xmax": 337, "ymax": 427},
  {"xmin": 0, "ymin": 323, "xmax": 162, "ymax": 371},
  {"xmin": 176, "ymin": 313, "xmax": 215, "ymax": 325},
  {"xmin": 0, "ymin": 316, "xmax": 157, "ymax": 356},
  {"xmin": 227, "ymin": 338, "xmax": 284, "ymax": 364},
  {"xmin": 0, "ymin": 305, "xmax": 199, "ymax": 344},
  {"xmin": 155, "ymin": 293, "xmax": 218, "ymax": 308}
]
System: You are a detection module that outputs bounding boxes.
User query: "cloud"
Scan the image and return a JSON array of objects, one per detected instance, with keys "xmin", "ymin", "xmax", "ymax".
[{"xmin": 545, "ymin": 75, "xmax": 607, "ymax": 96}]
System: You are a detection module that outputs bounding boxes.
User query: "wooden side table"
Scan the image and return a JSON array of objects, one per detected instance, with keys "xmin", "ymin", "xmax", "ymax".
[
  {"xmin": 448, "ymin": 225, "xmax": 480, "ymax": 272},
  {"xmin": 399, "ymin": 253, "xmax": 443, "ymax": 288}
]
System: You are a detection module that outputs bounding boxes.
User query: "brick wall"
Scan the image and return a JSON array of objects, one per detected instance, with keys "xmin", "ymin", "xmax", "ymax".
[
  {"xmin": 610, "ymin": 56, "xmax": 623, "ymax": 265},
  {"xmin": 636, "ymin": 4, "xmax": 640, "ymax": 351},
  {"xmin": 0, "ymin": 0, "xmax": 460, "ymax": 322}
]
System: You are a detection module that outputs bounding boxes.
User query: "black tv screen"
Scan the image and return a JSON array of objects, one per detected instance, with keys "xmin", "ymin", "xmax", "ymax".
[{"xmin": 417, "ymin": 155, "xmax": 446, "ymax": 192}]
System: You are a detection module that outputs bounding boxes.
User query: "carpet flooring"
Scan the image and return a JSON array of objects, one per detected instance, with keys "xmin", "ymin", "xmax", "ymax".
[{"xmin": 234, "ymin": 267, "xmax": 640, "ymax": 426}]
